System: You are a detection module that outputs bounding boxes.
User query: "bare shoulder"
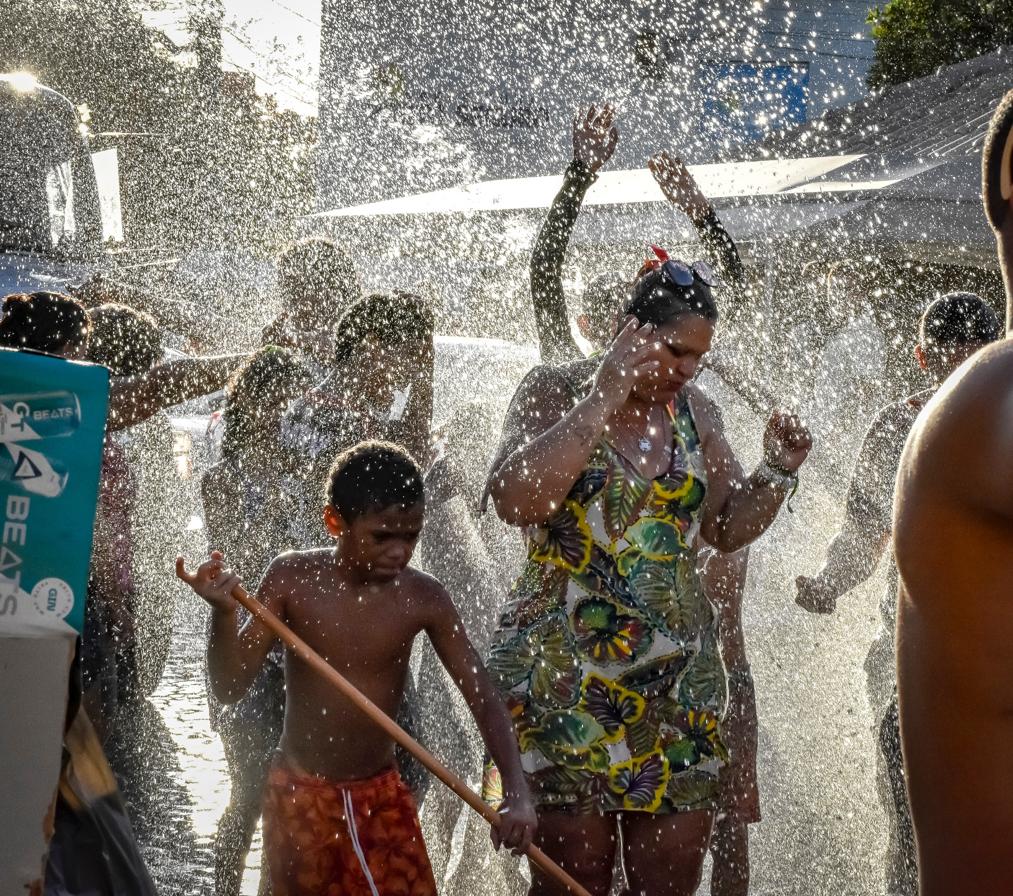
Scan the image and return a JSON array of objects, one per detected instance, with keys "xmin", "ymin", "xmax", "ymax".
[
  {"xmin": 903, "ymin": 340, "xmax": 1013, "ymax": 510},
  {"xmin": 401, "ymin": 569, "xmax": 472, "ymax": 635},
  {"xmin": 490, "ymin": 362, "xmax": 580, "ymax": 472},
  {"xmin": 398, "ymin": 567, "xmax": 454, "ymax": 611},
  {"xmin": 261, "ymin": 548, "xmax": 333, "ymax": 588},
  {"xmin": 857, "ymin": 396, "xmax": 922, "ymax": 461},
  {"xmin": 683, "ymin": 382, "xmax": 724, "ymax": 438},
  {"xmin": 909, "ymin": 342, "xmax": 1013, "ymax": 450},
  {"xmin": 511, "ymin": 362, "xmax": 579, "ymax": 413}
]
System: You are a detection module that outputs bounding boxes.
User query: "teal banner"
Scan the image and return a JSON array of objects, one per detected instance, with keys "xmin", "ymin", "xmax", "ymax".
[{"xmin": 0, "ymin": 349, "xmax": 109, "ymax": 635}]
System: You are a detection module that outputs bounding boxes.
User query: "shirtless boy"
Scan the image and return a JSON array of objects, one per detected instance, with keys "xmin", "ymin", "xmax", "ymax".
[
  {"xmin": 892, "ymin": 91, "xmax": 1013, "ymax": 896},
  {"xmin": 177, "ymin": 440, "xmax": 537, "ymax": 896}
]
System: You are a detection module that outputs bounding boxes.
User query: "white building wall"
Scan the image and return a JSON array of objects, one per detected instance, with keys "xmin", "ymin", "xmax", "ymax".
[{"xmin": 316, "ymin": 0, "xmax": 874, "ymax": 209}]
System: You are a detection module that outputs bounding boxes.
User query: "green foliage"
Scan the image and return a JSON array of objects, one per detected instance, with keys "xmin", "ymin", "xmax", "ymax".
[
  {"xmin": 0, "ymin": 0, "xmax": 316, "ymax": 252},
  {"xmin": 867, "ymin": 0, "xmax": 1013, "ymax": 87}
]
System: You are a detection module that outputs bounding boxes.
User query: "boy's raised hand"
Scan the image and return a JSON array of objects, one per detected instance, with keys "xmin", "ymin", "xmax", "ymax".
[
  {"xmin": 176, "ymin": 550, "xmax": 243, "ymax": 614},
  {"xmin": 492, "ymin": 790, "xmax": 538, "ymax": 856}
]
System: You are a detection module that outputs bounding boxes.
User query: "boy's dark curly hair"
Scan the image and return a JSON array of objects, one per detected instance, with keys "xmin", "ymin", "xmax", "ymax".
[
  {"xmin": 325, "ymin": 440, "xmax": 424, "ymax": 521},
  {"xmin": 332, "ymin": 292, "xmax": 434, "ymax": 366}
]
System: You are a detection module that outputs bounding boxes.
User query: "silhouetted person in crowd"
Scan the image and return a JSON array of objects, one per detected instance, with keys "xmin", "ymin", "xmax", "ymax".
[
  {"xmin": 202, "ymin": 347, "xmax": 313, "ymax": 896},
  {"xmin": 796, "ymin": 291, "xmax": 1002, "ymax": 895},
  {"xmin": 261, "ymin": 238, "xmax": 362, "ymax": 373},
  {"xmin": 0, "ymin": 289, "xmax": 247, "ymax": 895},
  {"xmin": 280, "ymin": 290, "xmax": 435, "ymax": 797}
]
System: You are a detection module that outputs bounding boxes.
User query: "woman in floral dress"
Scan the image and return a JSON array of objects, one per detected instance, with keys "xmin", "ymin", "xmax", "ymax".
[{"xmin": 484, "ymin": 255, "xmax": 812, "ymax": 895}]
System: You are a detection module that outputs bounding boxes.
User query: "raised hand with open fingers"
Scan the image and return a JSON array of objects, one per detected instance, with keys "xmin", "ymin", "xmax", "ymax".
[
  {"xmin": 175, "ymin": 550, "xmax": 243, "ymax": 614},
  {"xmin": 572, "ymin": 102, "xmax": 619, "ymax": 175},
  {"xmin": 648, "ymin": 150, "xmax": 710, "ymax": 220}
]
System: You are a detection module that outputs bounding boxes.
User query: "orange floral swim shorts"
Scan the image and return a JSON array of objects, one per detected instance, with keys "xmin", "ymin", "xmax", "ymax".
[{"xmin": 262, "ymin": 761, "xmax": 437, "ymax": 896}]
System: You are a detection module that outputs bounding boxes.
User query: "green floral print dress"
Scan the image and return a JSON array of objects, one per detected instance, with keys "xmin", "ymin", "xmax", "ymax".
[{"xmin": 485, "ymin": 392, "xmax": 728, "ymax": 815}]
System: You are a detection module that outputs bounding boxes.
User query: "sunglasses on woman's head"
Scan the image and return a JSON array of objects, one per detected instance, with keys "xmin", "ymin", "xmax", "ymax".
[{"xmin": 659, "ymin": 259, "xmax": 716, "ymax": 289}]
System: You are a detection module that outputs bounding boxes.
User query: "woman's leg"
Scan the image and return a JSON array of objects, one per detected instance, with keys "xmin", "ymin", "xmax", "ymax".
[
  {"xmin": 708, "ymin": 814, "xmax": 750, "ymax": 896},
  {"xmin": 620, "ymin": 810, "xmax": 715, "ymax": 896},
  {"xmin": 528, "ymin": 810, "xmax": 619, "ymax": 896}
]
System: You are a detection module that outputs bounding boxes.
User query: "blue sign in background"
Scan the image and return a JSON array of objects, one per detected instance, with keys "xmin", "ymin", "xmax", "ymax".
[
  {"xmin": 699, "ymin": 61, "xmax": 810, "ymax": 144},
  {"xmin": 0, "ymin": 349, "xmax": 108, "ymax": 635}
]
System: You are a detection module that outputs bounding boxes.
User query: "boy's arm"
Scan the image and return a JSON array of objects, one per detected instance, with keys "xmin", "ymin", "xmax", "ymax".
[
  {"xmin": 423, "ymin": 583, "xmax": 537, "ymax": 854},
  {"xmin": 176, "ymin": 552, "xmax": 285, "ymax": 704},
  {"xmin": 795, "ymin": 405, "xmax": 899, "ymax": 612}
]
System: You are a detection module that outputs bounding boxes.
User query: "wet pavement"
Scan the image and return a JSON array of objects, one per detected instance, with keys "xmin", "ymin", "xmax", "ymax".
[
  {"xmin": 111, "ymin": 601, "xmax": 265, "ymax": 896},
  {"xmin": 112, "ymin": 547, "xmax": 889, "ymax": 896}
]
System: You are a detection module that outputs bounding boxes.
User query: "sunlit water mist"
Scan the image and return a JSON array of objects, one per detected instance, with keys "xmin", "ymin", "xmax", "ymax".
[
  {"xmin": 136, "ymin": 359, "xmax": 888, "ymax": 896},
  {"xmin": 113, "ymin": 225, "xmax": 899, "ymax": 896},
  {"xmin": 702, "ymin": 372, "xmax": 888, "ymax": 896},
  {"xmin": 114, "ymin": 599, "xmax": 263, "ymax": 896}
]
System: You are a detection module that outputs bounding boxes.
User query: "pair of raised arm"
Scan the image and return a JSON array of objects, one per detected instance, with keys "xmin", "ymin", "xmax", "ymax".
[{"xmin": 530, "ymin": 103, "xmax": 746, "ymax": 366}]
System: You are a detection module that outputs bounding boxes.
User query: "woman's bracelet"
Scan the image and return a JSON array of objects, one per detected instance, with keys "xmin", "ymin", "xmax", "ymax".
[{"xmin": 756, "ymin": 459, "xmax": 800, "ymax": 512}]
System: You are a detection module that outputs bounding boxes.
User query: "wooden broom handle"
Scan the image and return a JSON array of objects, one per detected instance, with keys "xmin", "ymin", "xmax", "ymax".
[{"xmin": 227, "ymin": 583, "xmax": 593, "ymax": 896}]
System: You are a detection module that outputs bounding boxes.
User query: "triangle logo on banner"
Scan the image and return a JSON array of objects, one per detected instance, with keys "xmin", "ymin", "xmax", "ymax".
[
  {"xmin": 0, "ymin": 545, "xmax": 20, "ymax": 575},
  {"xmin": 13, "ymin": 451, "xmax": 42, "ymax": 481}
]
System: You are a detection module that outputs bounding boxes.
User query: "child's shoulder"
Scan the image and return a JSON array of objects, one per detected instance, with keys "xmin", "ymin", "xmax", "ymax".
[
  {"xmin": 398, "ymin": 567, "xmax": 453, "ymax": 608},
  {"xmin": 263, "ymin": 547, "xmax": 336, "ymax": 581}
]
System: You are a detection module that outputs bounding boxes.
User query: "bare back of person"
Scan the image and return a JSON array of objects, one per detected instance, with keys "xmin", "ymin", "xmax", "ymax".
[
  {"xmin": 893, "ymin": 339, "xmax": 1013, "ymax": 895},
  {"xmin": 265, "ymin": 548, "xmax": 437, "ymax": 781}
]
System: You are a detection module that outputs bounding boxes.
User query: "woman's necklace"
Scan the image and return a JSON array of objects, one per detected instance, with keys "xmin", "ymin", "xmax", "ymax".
[{"xmin": 611, "ymin": 405, "xmax": 662, "ymax": 458}]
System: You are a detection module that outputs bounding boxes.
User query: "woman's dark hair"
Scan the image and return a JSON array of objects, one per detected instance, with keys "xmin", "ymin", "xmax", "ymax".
[
  {"xmin": 86, "ymin": 303, "xmax": 162, "ymax": 376},
  {"xmin": 221, "ymin": 346, "xmax": 312, "ymax": 463},
  {"xmin": 326, "ymin": 440, "xmax": 424, "ymax": 521},
  {"xmin": 982, "ymin": 89, "xmax": 1013, "ymax": 232},
  {"xmin": 332, "ymin": 292, "xmax": 435, "ymax": 366},
  {"xmin": 581, "ymin": 274, "xmax": 629, "ymax": 338},
  {"xmin": 624, "ymin": 266, "xmax": 718, "ymax": 327},
  {"xmin": 0, "ymin": 291, "xmax": 89, "ymax": 355}
]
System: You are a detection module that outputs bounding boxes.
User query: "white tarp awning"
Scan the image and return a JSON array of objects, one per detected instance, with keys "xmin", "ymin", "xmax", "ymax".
[{"xmin": 311, "ymin": 155, "xmax": 877, "ymax": 219}]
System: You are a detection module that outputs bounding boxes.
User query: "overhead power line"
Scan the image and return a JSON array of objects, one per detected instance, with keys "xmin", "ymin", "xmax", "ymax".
[{"xmin": 222, "ymin": 23, "xmax": 317, "ymax": 93}]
